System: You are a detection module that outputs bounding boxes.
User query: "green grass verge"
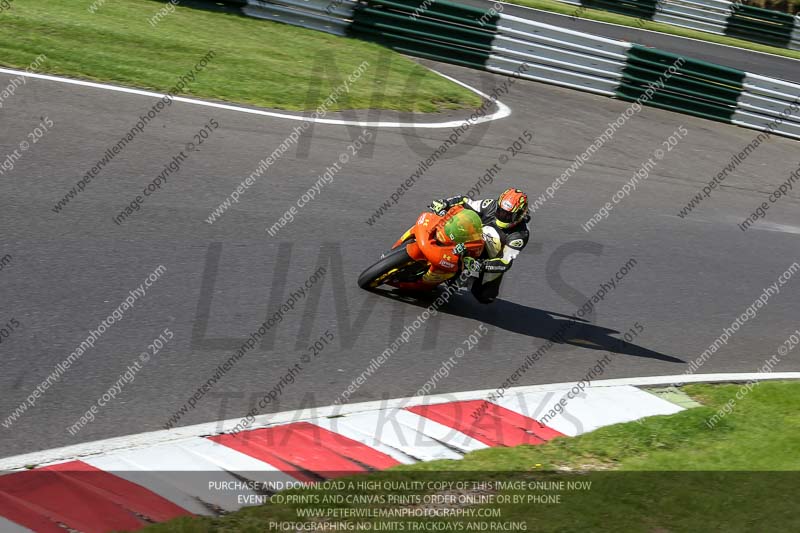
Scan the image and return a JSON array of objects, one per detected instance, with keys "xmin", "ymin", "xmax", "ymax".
[
  {"xmin": 143, "ymin": 381, "xmax": 800, "ymax": 532},
  {"xmin": 0, "ymin": 0, "xmax": 481, "ymax": 112},
  {"xmin": 507, "ymin": 0, "xmax": 800, "ymax": 61}
]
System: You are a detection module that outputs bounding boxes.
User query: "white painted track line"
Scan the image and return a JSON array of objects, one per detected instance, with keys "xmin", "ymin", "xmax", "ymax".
[{"xmin": 0, "ymin": 65, "xmax": 510, "ymax": 128}]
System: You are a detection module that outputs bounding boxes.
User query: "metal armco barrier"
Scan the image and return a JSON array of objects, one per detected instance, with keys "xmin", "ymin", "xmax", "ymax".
[
  {"xmin": 651, "ymin": 0, "xmax": 730, "ymax": 34},
  {"xmin": 223, "ymin": 0, "xmax": 800, "ymax": 140},
  {"xmin": 734, "ymin": 73, "xmax": 800, "ymax": 138},
  {"xmin": 617, "ymin": 44, "xmax": 745, "ymax": 122},
  {"xmin": 725, "ymin": 3, "xmax": 796, "ymax": 47},
  {"xmin": 488, "ymin": 13, "xmax": 632, "ymax": 96},
  {"xmin": 349, "ymin": 0, "xmax": 499, "ymax": 69},
  {"xmin": 243, "ymin": 0, "xmax": 357, "ymax": 35},
  {"xmin": 584, "ymin": 0, "xmax": 659, "ymax": 19},
  {"xmin": 558, "ymin": 0, "xmax": 800, "ymax": 50}
]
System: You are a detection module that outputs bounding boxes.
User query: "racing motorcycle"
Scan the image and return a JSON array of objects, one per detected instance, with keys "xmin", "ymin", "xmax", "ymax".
[{"xmin": 358, "ymin": 205, "xmax": 487, "ymax": 292}]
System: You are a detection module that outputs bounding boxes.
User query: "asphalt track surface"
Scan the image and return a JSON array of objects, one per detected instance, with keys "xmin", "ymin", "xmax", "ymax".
[
  {"xmin": 1, "ymin": 53, "xmax": 799, "ymax": 458},
  {"xmin": 459, "ymin": 0, "xmax": 800, "ymax": 82}
]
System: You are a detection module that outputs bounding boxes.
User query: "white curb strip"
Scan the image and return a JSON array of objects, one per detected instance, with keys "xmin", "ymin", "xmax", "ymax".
[{"xmin": 3, "ymin": 372, "xmax": 797, "ymax": 471}]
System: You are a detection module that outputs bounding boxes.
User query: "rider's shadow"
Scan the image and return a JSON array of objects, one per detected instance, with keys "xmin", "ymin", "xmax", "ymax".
[{"xmin": 373, "ymin": 289, "xmax": 684, "ymax": 363}]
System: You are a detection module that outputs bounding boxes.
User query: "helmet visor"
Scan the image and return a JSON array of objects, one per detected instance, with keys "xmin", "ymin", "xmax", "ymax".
[{"xmin": 496, "ymin": 207, "xmax": 517, "ymax": 224}]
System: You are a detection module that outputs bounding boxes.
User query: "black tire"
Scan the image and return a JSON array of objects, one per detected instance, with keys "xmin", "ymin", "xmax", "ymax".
[{"xmin": 358, "ymin": 247, "xmax": 420, "ymax": 289}]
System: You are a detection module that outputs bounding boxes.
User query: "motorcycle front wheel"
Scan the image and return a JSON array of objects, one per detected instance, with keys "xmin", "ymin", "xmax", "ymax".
[{"xmin": 357, "ymin": 246, "xmax": 426, "ymax": 289}]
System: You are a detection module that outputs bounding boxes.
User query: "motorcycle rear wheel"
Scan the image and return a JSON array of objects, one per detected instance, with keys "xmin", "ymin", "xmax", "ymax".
[{"xmin": 358, "ymin": 247, "xmax": 425, "ymax": 289}]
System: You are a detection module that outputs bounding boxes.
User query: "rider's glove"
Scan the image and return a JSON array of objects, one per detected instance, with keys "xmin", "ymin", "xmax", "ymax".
[
  {"xmin": 429, "ymin": 199, "xmax": 448, "ymax": 216},
  {"xmin": 429, "ymin": 196, "xmax": 468, "ymax": 216}
]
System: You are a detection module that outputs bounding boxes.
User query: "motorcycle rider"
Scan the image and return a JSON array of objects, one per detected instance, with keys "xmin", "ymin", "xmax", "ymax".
[{"xmin": 429, "ymin": 188, "xmax": 529, "ymax": 304}]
